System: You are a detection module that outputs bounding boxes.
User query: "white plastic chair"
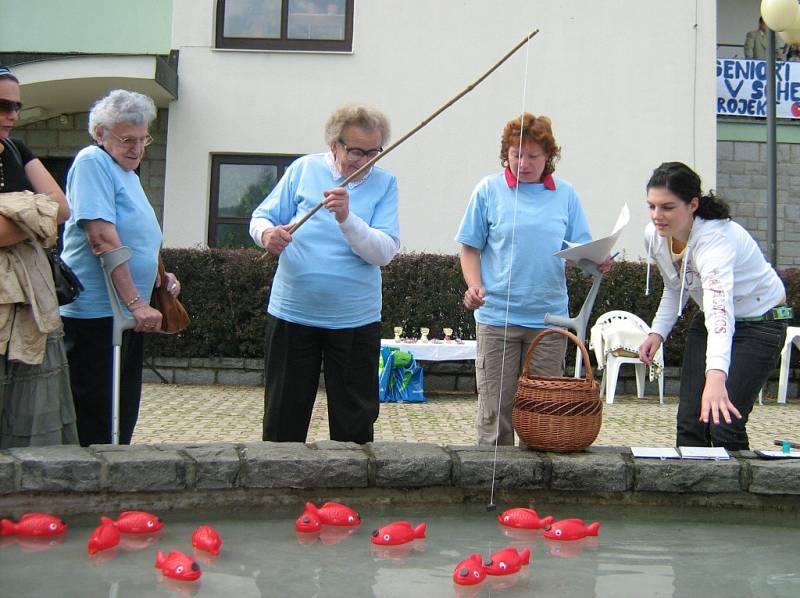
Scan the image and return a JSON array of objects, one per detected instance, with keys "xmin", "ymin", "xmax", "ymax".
[
  {"xmin": 592, "ymin": 310, "xmax": 665, "ymax": 405},
  {"xmin": 777, "ymin": 326, "xmax": 800, "ymax": 404}
]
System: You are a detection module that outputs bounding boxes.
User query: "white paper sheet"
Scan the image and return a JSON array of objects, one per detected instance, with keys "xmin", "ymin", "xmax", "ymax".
[
  {"xmin": 754, "ymin": 450, "xmax": 800, "ymax": 459},
  {"xmin": 630, "ymin": 447, "xmax": 680, "ymax": 459},
  {"xmin": 678, "ymin": 446, "xmax": 730, "ymax": 460},
  {"xmin": 555, "ymin": 203, "xmax": 630, "ymax": 263}
]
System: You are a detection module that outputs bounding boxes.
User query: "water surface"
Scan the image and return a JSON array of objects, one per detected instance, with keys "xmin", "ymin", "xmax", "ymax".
[{"xmin": 1, "ymin": 503, "xmax": 798, "ymax": 597}]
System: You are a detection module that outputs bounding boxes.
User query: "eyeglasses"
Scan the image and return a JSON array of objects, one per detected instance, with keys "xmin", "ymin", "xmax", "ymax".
[
  {"xmin": 338, "ymin": 139, "xmax": 382, "ymax": 161},
  {"xmin": 0, "ymin": 99, "xmax": 23, "ymax": 113},
  {"xmin": 106, "ymin": 130, "xmax": 154, "ymax": 148}
]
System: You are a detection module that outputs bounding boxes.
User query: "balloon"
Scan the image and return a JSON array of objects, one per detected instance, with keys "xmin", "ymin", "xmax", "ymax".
[
  {"xmin": 779, "ymin": 10, "xmax": 800, "ymax": 43},
  {"xmin": 779, "ymin": 28, "xmax": 800, "ymax": 44},
  {"xmin": 762, "ymin": 0, "xmax": 799, "ymax": 32}
]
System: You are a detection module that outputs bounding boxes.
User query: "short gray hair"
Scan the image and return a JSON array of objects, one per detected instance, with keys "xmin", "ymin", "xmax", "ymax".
[
  {"xmin": 324, "ymin": 104, "xmax": 391, "ymax": 146},
  {"xmin": 88, "ymin": 89, "xmax": 157, "ymax": 141}
]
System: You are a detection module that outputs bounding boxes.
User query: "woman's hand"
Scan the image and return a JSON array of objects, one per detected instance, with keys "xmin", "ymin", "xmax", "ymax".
[
  {"xmin": 162, "ymin": 272, "xmax": 181, "ymax": 297},
  {"xmin": 261, "ymin": 225, "xmax": 293, "ymax": 256},
  {"xmin": 130, "ymin": 303, "xmax": 163, "ymax": 333},
  {"xmin": 323, "ymin": 186, "xmax": 349, "ymax": 223},
  {"xmin": 638, "ymin": 332, "xmax": 663, "ymax": 365},
  {"xmin": 463, "ymin": 286, "xmax": 485, "ymax": 310},
  {"xmin": 700, "ymin": 370, "xmax": 742, "ymax": 425},
  {"xmin": 597, "ymin": 254, "xmax": 616, "ymax": 273}
]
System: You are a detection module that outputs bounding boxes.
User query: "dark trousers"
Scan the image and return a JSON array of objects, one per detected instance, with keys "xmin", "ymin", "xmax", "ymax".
[
  {"xmin": 263, "ymin": 315, "xmax": 381, "ymax": 444},
  {"xmin": 677, "ymin": 312, "xmax": 786, "ymax": 451},
  {"xmin": 62, "ymin": 317, "xmax": 144, "ymax": 446}
]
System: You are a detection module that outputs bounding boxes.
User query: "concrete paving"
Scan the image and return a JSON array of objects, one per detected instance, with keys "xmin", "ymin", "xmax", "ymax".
[{"xmin": 132, "ymin": 384, "xmax": 800, "ymax": 450}]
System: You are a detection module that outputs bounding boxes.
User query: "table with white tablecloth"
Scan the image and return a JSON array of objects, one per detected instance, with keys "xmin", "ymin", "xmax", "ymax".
[{"xmin": 380, "ymin": 339, "xmax": 477, "ymax": 361}]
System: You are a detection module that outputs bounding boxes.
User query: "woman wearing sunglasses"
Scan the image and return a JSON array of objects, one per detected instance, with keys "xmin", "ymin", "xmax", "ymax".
[{"xmin": 0, "ymin": 65, "xmax": 78, "ymax": 448}]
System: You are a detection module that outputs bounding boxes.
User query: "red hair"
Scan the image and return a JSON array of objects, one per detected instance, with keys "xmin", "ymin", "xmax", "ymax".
[{"xmin": 499, "ymin": 113, "xmax": 561, "ymax": 176}]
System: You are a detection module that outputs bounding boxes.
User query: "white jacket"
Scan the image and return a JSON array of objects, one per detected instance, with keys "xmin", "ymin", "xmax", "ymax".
[{"xmin": 644, "ymin": 217, "xmax": 785, "ymax": 374}]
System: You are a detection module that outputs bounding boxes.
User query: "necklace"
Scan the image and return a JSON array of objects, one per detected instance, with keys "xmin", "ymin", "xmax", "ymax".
[{"xmin": 0, "ymin": 152, "xmax": 5, "ymax": 190}]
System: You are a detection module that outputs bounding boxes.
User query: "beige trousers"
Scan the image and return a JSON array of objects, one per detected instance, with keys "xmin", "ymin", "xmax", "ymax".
[{"xmin": 475, "ymin": 323, "xmax": 567, "ymax": 446}]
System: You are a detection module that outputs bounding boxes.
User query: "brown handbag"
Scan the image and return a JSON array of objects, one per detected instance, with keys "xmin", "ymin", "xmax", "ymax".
[{"xmin": 150, "ymin": 257, "xmax": 190, "ymax": 334}]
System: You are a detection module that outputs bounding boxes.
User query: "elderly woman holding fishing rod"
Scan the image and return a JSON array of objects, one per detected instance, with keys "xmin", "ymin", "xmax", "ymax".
[
  {"xmin": 249, "ymin": 104, "xmax": 399, "ymax": 444},
  {"xmin": 457, "ymin": 113, "xmax": 613, "ymax": 446}
]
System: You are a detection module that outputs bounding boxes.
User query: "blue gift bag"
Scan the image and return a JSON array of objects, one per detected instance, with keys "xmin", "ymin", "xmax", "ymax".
[{"xmin": 378, "ymin": 346, "xmax": 425, "ymax": 403}]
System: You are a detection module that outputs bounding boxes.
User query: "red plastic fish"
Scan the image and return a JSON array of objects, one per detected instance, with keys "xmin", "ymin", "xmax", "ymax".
[
  {"xmin": 484, "ymin": 546, "xmax": 531, "ymax": 576},
  {"xmin": 191, "ymin": 525, "xmax": 222, "ymax": 556},
  {"xmin": 497, "ymin": 507, "xmax": 554, "ymax": 530},
  {"xmin": 87, "ymin": 517, "xmax": 121, "ymax": 555},
  {"xmin": 453, "ymin": 553, "xmax": 487, "ymax": 586},
  {"xmin": 155, "ymin": 549, "xmax": 202, "ymax": 581},
  {"xmin": 295, "ymin": 510, "xmax": 322, "ymax": 533},
  {"xmin": 0, "ymin": 513, "xmax": 67, "ymax": 537},
  {"xmin": 370, "ymin": 521, "xmax": 426, "ymax": 545},
  {"xmin": 113, "ymin": 511, "xmax": 164, "ymax": 534},
  {"xmin": 305, "ymin": 501, "xmax": 360, "ymax": 526},
  {"xmin": 543, "ymin": 518, "xmax": 600, "ymax": 541}
]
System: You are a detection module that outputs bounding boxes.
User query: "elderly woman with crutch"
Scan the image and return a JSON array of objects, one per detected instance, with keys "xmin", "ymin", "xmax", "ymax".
[
  {"xmin": 60, "ymin": 89, "xmax": 181, "ymax": 446},
  {"xmin": 250, "ymin": 103, "xmax": 400, "ymax": 445}
]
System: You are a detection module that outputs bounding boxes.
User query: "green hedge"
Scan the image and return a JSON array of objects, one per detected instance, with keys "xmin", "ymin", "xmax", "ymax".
[{"xmin": 147, "ymin": 248, "xmax": 799, "ymax": 367}]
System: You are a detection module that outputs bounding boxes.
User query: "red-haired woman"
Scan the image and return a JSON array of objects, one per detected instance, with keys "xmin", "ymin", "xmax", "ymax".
[{"xmin": 456, "ymin": 113, "xmax": 597, "ymax": 446}]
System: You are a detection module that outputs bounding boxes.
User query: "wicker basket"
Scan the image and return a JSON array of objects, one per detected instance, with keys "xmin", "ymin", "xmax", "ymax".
[{"xmin": 512, "ymin": 328, "xmax": 602, "ymax": 452}]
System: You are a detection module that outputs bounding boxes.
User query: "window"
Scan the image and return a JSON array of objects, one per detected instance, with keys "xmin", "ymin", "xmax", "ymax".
[
  {"xmin": 208, "ymin": 154, "xmax": 299, "ymax": 248},
  {"xmin": 216, "ymin": 0, "xmax": 354, "ymax": 51}
]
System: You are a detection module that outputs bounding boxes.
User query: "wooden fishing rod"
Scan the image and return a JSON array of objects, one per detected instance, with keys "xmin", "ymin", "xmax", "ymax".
[{"xmin": 283, "ymin": 27, "xmax": 540, "ymax": 236}]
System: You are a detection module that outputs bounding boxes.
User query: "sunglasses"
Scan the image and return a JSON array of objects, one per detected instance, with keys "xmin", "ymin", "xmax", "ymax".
[{"xmin": 0, "ymin": 99, "xmax": 23, "ymax": 113}]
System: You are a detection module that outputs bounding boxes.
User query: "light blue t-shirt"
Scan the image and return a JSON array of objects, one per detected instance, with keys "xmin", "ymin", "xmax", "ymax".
[
  {"xmin": 252, "ymin": 153, "xmax": 399, "ymax": 328},
  {"xmin": 60, "ymin": 145, "xmax": 162, "ymax": 319},
  {"xmin": 455, "ymin": 172, "xmax": 592, "ymax": 328}
]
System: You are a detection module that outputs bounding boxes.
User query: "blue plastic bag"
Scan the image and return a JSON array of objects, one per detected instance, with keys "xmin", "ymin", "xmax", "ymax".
[{"xmin": 378, "ymin": 346, "xmax": 425, "ymax": 403}]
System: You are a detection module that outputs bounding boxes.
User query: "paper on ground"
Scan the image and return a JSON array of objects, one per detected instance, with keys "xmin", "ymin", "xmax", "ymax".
[
  {"xmin": 555, "ymin": 203, "xmax": 629, "ymax": 263},
  {"xmin": 631, "ymin": 447, "xmax": 680, "ymax": 459},
  {"xmin": 678, "ymin": 446, "xmax": 730, "ymax": 459}
]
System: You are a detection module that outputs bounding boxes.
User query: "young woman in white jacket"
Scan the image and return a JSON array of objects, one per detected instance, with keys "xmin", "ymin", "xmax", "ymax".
[{"xmin": 638, "ymin": 162, "xmax": 789, "ymax": 451}]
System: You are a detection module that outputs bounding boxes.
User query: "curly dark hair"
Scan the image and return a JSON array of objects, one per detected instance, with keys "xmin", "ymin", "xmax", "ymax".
[
  {"xmin": 499, "ymin": 112, "xmax": 561, "ymax": 176},
  {"xmin": 646, "ymin": 161, "xmax": 730, "ymax": 220}
]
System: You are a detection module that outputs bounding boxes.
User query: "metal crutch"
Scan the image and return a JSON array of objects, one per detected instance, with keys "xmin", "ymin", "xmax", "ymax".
[
  {"xmin": 544, "ymin": 259, "xmax": 604, "ymax": 379},
  {"xmin": 99, "ymin": 246, "xmax": 137, "ymax": 444}
]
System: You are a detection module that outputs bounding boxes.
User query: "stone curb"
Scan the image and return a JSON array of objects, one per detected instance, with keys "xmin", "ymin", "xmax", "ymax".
[{"xmin": 2, "ymin": 443, "xmax": 799, "ymax": 505}]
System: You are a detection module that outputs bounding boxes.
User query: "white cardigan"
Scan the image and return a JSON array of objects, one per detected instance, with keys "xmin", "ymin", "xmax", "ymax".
[{"xmin": 644, "ymin": 217, "xmax": 785, "ymax": 374}]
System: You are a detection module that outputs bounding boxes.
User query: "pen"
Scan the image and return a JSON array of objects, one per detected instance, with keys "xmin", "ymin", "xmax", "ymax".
[{"xmin": 610, "ymin": 252, "xmax": 620, "ymax": 261}]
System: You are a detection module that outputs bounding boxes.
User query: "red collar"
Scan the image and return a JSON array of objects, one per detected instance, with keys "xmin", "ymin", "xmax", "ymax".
[{"xmin": 504, "ymin": 168, "xmax": 556, "ymax": 190}]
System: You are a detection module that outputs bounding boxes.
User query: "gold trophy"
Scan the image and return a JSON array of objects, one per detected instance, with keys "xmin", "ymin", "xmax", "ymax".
[
  {"xmin": 443, "ymin": 327, "xmax": 453, "ymax": 342},
  {"xmin": 420, "ymin": 327, "xmax": 430, "ymax": 343},
  {"xmin": 393, "ymin": 326, "xmax": 403, "ymax": 342}
]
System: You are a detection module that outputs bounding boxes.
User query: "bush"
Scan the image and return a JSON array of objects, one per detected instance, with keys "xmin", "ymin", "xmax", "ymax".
[{"xmin": 147, "ymin": 249, "xmax": 798, "ymax": 367}]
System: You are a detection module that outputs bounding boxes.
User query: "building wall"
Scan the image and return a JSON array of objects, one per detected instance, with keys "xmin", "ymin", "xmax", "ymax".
[
  {"xmin": 0, "ymin": 0, "xmax": 172, "ymax": 54},
  {"xmin": 12, "ymin": 110, "xmax": 170, "ymax": 225},
  {"xmin": 717, "ymin": 139, "xmax": 800, "ymax": 268},
  {"xmin": 163, "ymin": 0, "xmax": 718, "ymax": 258}
]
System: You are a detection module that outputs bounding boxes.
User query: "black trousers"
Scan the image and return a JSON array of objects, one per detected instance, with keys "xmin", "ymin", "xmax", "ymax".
[
  {"xmin": 677, "ymin": 312, "xmax": 786, "ymax": 451},
  {"xmin": 263, "ymin": 315, "xmax": 381, "ymax": 444},
  {"xmin": 62, "ymin": 317, "xmax": 144, "ymax": 446}
]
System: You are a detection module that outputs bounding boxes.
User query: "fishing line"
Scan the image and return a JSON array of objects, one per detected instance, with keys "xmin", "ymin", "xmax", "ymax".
[{"xmin": 487, "ymin": 34, "xmax": 532, "ymax": 512}]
